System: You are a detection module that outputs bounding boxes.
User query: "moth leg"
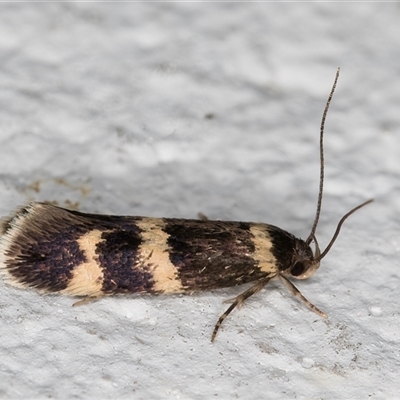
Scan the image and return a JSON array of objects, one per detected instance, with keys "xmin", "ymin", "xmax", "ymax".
[
  {"xmin": 72, "ymin": 296, "xmax": 103, "ymax": 307},
  {"xmin": 211, "ymin": 277, "xmax": 272, "ymax": 342},
  {"xmin": 278, "ymin": 274, "xmax": 327, "ymax": 318}
]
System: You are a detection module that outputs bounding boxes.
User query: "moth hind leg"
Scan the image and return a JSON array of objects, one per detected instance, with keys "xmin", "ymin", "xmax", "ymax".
[
  {"xmin": 211, "ymin": 276, "xmax": 273, "ymax": 342},
  {"xmin": 198, "ymin": 212, "xmax": 208, "ymax": 221},
  {"xmin": 72, "ymin": 295, "xmax": 104, "ymax": 307}
]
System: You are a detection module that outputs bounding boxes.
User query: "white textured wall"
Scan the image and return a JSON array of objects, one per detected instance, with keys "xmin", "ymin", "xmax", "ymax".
[{"xmin": 0, "ymin": 3, "xmax": 399, "ymax": 399}]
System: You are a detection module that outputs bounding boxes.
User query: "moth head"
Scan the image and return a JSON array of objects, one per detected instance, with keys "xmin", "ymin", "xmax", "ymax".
[{"xmin": 282, "ymin": 236, "xmax": 321, "ymax": 280}]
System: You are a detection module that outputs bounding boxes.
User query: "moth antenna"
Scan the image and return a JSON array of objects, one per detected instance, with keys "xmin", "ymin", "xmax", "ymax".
[
  {"xmin": 316, "ymin": 199, "xmax": 373, "ymax": 261},
  {"xmin": 310, "ymin": 233, "xmax": 321, "ymax": 259},
  {"xmin": 306, "ymin": 68, "xmax": 340, "ymax": 246}
]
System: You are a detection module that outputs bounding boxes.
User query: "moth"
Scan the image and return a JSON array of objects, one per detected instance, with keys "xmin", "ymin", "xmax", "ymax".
[{"xmin": 0, "ymin": 68, "xmax": 371, "ymax": 341}]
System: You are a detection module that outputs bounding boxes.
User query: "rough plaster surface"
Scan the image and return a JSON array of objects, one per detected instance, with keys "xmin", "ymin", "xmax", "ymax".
[{"xmin": 0, "ymin": 3, "xmax": 399, "ymax": 399}]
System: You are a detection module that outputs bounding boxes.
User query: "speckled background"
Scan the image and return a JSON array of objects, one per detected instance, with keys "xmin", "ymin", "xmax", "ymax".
[{"xmin": 0, "ymin": 3, "xmax": 399, "ymax": 399}]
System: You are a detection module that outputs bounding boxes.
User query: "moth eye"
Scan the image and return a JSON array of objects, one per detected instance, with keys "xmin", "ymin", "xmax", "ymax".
[{"xmin": 291, "ymin": 261, "xmax": 307, "ymax": 277}]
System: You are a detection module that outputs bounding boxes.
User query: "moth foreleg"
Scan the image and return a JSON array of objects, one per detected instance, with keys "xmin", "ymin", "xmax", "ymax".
[
  {"xmin": 211, "ymin": 277, "xmax": 272, "ymax": 342},
  {"xmin": 278, "ymin": 274, "xmax": 327, "ymax": 318}
]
